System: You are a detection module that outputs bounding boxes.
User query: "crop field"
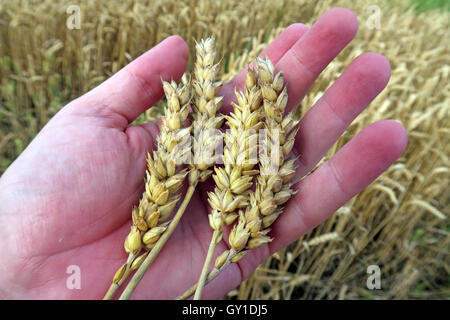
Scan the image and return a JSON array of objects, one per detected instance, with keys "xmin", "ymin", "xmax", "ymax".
[{"xmin": 0, "ymin": 0, "xmax": 448, "ymax": 299}]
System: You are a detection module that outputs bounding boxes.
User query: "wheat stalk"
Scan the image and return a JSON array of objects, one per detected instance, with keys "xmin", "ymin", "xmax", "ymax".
[
  {"xmin": 180, "ymin": 57, "xmax": 299, "ymax": 300},
  {"xmin": 103, "ymin": 75, "xmax": 191, "ymax": 299},
  {"xmin": 193, "ymin": 67, "xmax": 263, "ymax": 299},
  {"xmin": 117, "ymin": 37, "xmax": 226, "ymax": 300}
]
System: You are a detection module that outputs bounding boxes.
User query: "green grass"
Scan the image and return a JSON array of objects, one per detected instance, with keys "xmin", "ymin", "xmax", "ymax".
[{"xmin": 408, "ymin": 0, "xmax": 450, "ymax": 11}]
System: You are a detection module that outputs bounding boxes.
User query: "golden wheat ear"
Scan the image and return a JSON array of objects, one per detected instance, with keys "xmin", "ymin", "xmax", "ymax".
[
  {"xmin": 116, "ymin": 37, "xmax": 228, "ymax": 300},
  {"xmin": 180, "ymin": 57, "xmax": 300, "ymax": 300},
  {"xmin": 193, "ymin": 66, "xmax": 265, "ymax": 300},
  {"xmin": 103, "ymin": 75, "xmax": 192, "ymax": 300}
]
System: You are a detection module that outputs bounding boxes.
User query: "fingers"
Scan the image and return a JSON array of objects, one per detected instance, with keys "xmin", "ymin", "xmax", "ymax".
[
  {"xmin": 268, "ymin": 120, "xmax": 408, "ymax": 254},
  {"xmin": 294, "ymin": 52, "xmax": 391, "ymax": 177},
  {"xmin": 79, "ymin": 35, "xmax": 189, "ymax": 126},
  {"xmin": 278, "ymin": 7, "xmax": 359, "ymax": 111},
  {"xmin": 219, "ymin": 8, "xmax": 358, "ymax": 116},
  {"xmin": 219, "ymin": 23, "xmax": 309, "ymax": 112}
]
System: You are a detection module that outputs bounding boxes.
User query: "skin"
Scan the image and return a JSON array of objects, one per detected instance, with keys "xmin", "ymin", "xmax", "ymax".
[{"xmin": 0, "ymin": 8, "xmax": 407, "ymax": 299}]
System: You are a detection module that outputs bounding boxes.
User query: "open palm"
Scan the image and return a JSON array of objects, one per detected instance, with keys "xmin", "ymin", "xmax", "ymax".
[{"xmin": 0, "ymin": 8, "xmax": 407, "ymax": 299}]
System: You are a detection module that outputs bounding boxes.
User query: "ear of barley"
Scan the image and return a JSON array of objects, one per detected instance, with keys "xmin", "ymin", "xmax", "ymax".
[
  {"xmin": 193, "ymin": 67, "xmax": 263, "ymax": 300},
  {"xmin": 180, "ymin": 57, "xmax": 300, "ymax": 300},
  {"xmin": 103, "ymin": 74, "xmax": 191, "ymax": 300}
]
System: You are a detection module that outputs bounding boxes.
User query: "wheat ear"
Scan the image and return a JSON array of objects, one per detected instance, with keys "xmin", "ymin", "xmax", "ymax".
[
  {"xmin": 179, "ymin": 57, "xmax": 299, "ymax": 300},
  {"xmin": 103, "ymin": 75, "xmax": 191, "ymax": 300},
  {"xmin": 118, "ymin": 37, "xmax": 224, "ymax": 300},
  {"xmin": 189, "ymin": 37, "xmax": 225, "ymax": 181},
  {"xmin": 193, "ymin": 68, "xmax": 263, "ymax": 299}
]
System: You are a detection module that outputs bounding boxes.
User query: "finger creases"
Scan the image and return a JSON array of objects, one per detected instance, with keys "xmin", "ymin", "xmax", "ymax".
[{"xmin": 293, "ymin": 52, "xmax": 391, "ymax": 177}]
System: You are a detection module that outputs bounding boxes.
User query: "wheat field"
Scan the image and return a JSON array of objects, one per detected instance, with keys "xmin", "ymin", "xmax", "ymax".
[{"xmin": 0, "ymin": 0, "xmax": 448, "ymax": 299}]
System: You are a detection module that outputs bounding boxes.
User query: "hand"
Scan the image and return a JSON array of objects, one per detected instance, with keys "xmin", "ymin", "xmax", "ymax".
[{"xmin": 0, "ymin": 8, "xmax": 407, "ymax": 299}]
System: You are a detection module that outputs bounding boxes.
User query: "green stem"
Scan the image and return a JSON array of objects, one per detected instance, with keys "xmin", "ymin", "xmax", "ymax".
[
  {"xmin": 193, "ymin": 230, "xmax": 222, "ymax": 300},
  {"xmin": 177, "ymin": 249, "xmax": 237, "ymax": 300},
  {"xmin": 103, "ymin": 283, "xmax": 119, "ymax": 300},
  {"xmin": 103, "ymin": 252, "xmax": 137, "ymax": 300}
]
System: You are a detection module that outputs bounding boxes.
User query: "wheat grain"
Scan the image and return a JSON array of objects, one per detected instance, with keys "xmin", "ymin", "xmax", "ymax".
[
  {"xmin": 180, "ymin": 57, "xmax": 300, "ymax": 300},
  {"xmin": 190, "ymin": 37, "xmax": 225, "ymax": 181},
  {"xmin": 1, "ymin": 0, "xmax": 449, "ymax": 300},
  {"xmin": 214, "ymin": 57, "xmax": 299, "ymax": 264},
  {"xmin": 103, "ymin": 75, "xmax": 191, "ymax": 299},
  {"xmin": 131, "ymin": 75, "xmax": 191, "ymax": 249},
  {"xmin": 193, "ymin": 67, "xmax": 263, "ymax": 299},
  {"xmin": 118, "ymin": 37, "xmax": 228, "ymax": 300}
]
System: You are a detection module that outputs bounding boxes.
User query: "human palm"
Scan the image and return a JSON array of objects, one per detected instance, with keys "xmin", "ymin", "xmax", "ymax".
[{"xmin": 0, "ymin": 8, "xmax": 407, "ymax": 299}]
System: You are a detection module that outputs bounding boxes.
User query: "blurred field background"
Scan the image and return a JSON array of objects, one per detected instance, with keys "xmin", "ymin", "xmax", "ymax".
[{"xmin": 0, "ymin": 0, "xmax": 449, "ymax": 299}]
